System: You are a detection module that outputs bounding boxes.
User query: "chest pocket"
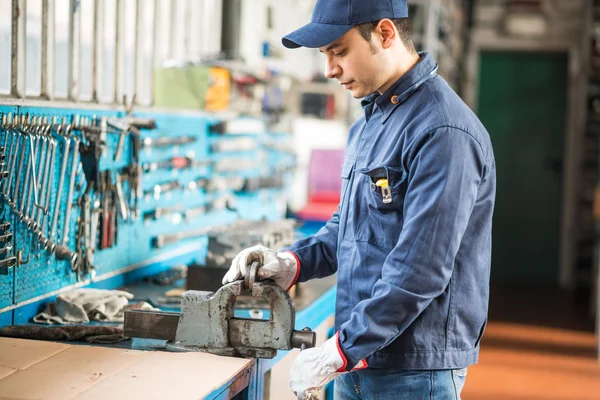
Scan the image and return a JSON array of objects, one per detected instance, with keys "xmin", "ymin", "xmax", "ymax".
[
  {"xmin": 356, "ymin": 165, "xmax": 408, "ymax": 249},
  {"xmin": 340, "ymin": 156, "xmax": 355, "ymax": 200}
]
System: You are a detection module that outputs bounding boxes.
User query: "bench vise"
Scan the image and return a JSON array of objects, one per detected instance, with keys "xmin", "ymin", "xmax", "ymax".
[{"xmin": 123, "ymin": 263, "xmax": 316, "ymax": 358}]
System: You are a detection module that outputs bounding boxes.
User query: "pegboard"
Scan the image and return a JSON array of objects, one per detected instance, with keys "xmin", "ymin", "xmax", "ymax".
[
  {"xmin": 0, "ymin": 105, "xmax": 295, "ymax": 314},
  {"xmin": 0, "ymin": 196, "xmax": 14, "ymax": 310}
]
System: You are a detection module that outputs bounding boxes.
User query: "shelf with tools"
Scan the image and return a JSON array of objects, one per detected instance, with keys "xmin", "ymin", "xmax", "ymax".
[{"xmin": 0, "ymin": 105, "xmax": 296, "ymax": 323}]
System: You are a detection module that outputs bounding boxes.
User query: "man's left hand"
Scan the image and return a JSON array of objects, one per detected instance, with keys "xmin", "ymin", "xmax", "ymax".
[{"xmin": 289, "ymin": 333, "xmax": 349, "ymax": 399}]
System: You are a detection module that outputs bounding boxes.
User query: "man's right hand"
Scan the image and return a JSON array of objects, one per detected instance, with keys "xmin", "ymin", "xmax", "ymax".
[{"xmin": 221, "ymin": 245, "xmax": 300, "ymax": 291}]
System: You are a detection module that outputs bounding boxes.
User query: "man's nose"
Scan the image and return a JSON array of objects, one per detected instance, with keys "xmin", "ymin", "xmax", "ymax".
[{"xmin": 324, "ymin": 60, "xmax": 340, "ymax": 79}]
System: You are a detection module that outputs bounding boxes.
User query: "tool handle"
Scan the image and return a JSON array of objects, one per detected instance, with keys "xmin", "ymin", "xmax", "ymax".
[{"xmin": 243, "ymin": 261, "xmax": 260, "ymax": 290}]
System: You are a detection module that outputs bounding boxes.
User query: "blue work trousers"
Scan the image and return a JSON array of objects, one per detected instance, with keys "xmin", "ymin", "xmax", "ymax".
[{"xmin": 333, "ymin": 368, "xmax": 467, "ymax": 400}]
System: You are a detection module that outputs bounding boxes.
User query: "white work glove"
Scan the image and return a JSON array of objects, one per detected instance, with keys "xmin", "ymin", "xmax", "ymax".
[
  {"xmin": 221, "ymin": 245, "xmax": 299, "ymax": 291},
  {"xmin": 290, "ymin": 332, "xmax": 367, "ymax": 399}
]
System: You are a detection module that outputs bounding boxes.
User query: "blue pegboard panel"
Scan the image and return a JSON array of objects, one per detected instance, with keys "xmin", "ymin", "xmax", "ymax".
[
  {"xmin": 0, "ymin": 202, "xmax": 14, "ymax": 309},
  {"xmin": 0, "ymin": 114, "xmax": 16, "ymax": 309},
  {"xmin": 0, "ymin": 105, "xmax": 294, "ymax": 321},
  {"xmin": 12, "ymin": 116, "xmax": 83, "ymax": 302}
]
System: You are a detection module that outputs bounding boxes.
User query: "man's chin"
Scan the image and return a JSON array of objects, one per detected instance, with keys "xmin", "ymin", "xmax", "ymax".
[
  {"xmin": 348, "ymin": 86, "xmax": 373, "ymax": 99},
  {"xmin": 351, "ymin": 91, "xmax": 368, "ymax": 99}
]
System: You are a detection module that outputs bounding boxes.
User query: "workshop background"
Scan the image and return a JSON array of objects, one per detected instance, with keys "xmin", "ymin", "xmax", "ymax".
[{"xmin": 0, "ymin": 0, "xmax": 599, "ymax": 399}]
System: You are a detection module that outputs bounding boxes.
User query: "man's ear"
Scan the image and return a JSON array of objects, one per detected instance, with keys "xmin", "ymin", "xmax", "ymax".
[{"xmin": 376, "ymin": 19, "xmax": 397, "ymax": 49}]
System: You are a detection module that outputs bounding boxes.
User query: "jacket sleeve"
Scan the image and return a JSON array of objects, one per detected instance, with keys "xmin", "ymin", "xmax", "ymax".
[
  {"xmin": 282, "ymin": 206, "xmax": 340, "ymax": 282},
  {"xmin": 337, "ymin": 127, "xmax": 488, "ymax": 367}
]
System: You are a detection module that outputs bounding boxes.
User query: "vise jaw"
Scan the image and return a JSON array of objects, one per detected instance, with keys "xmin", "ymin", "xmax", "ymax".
[{"xmin": 124, "ymin": 269, "xmax": 316, "ymax": 358}]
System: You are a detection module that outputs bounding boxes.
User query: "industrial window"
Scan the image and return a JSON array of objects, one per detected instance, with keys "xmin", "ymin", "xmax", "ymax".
[{"xmin": 0, "ymin": 0, "xmax": 223, "ymax": 106}]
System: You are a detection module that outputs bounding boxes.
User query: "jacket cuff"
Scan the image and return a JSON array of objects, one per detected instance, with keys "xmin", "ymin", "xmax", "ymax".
[
  {"xmin": 333, "ymin": 332, "xmax": 348, "ymax": 373},
  {"xmin": 338, "ymin": 330, "xmax": 368, "ymax": 371},
  {"xmin": 283, "ymin": 251, "xmax": 301, "ymax": 292}
]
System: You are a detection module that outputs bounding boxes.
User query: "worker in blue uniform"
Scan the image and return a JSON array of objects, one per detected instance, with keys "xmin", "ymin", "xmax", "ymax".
[{"xmin": 223, "ymin": 0, "xmax": 496, "ymax": 398}]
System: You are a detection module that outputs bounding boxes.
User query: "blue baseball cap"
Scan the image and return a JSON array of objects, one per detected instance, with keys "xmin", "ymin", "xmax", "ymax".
[{"xmin": 282, "ymin": 0, "xmax": 409, "ymax": 49}]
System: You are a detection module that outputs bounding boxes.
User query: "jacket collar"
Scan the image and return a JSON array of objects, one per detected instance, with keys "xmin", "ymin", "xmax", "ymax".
[{"xmin": 361, "ymin": 51, "xmax": 438, "ymax": 124}]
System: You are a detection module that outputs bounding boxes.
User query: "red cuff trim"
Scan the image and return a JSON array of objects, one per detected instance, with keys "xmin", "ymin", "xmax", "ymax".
[
  {"xmin": 351, "ymin": 358, "xmax": 368, "ymax": 371},
  {"xmin": 284, "ymin": 251, "xmax": 301, "ymax": 292},
  {"xmin": 334, "ymin": 332, "xmax": 348, "ymax": 373}
]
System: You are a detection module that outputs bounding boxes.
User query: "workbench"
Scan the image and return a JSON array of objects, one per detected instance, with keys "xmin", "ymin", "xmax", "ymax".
[{"xmin": 0, "ymin": 275, "xmax": 337, "ymax": 400}]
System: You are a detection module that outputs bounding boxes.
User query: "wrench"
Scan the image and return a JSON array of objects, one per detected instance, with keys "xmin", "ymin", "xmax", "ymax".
[
  {"xmin": 3, "ymin": 124, "xmax": 19, "ymax": 201},
  {"xmin": 0, "ymin": 257, "xmax": 17, "ymax": 274},
  {"xmin": 0, "ymin": 115, "xmax": 8, "ymax": 147},
  {"xmin": 26, "ymin": 127, "xmax": 46, "ymax": 216},
  {"xmin": 23, "ymin": 123, "xmax": 48, "ymax": 228},
  {"xmin": 15, "ymin": 125, "xmax": 35, "ymax": 221},
  {"xmin": 11, "ymin": 121, "xmax": 30, "ymax": 213},
  {"xmin": 23, "ymin": 126, "xmax": 44, "ymax": 228},
  {"xmin": 0, "ymin": 119, "xmax": 12, "ymax": 192},
  {"xmin": 7, "ymin": 124, "xmax": 25, "ymax": 208},
  {"xmin": 0, "ymin": 233, "xmax": 13, "ymax": 244},
  {"xmin": 115, "ymin": 171, "xmax": 129, "ymax": 221},
  {"xmin": 0, "ymin": 244, "xmax": 12, "ymax": 256},
  {"xmin": 45, "ymin": 126, "xmax": 71, "ymax": 252},
  {"xmin": 83, "ymin": 194, "xmax": 94, "ymax": 269},
  {"xmin": 33, "ymin": 129, "xmax": 55, "ymax": 233},
  {"xmin": 62, "ymin": 129, "xmax": 80, "ymax": 247},
  {"xmin": 35, "ymin": 132, "xmax": 56, "ymax": 241},
  {"xmin": 23, "ymin": 128, "xmax": 46, "ymax": 227}
]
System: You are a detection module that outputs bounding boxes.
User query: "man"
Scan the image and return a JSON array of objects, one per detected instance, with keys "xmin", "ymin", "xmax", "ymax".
[{"xmin": 222, "ymin": 0, "xmax": 496, "ymax": 398}]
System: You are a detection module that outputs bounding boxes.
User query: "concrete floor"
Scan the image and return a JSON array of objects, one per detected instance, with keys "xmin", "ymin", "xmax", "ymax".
[{"xmin": 462, "ymin": 284, "xmax": 600, "ymax": 400}]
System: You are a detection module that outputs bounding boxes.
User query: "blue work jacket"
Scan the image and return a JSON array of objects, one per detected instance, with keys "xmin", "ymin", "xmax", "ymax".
[{"xmin": 286, "ymin": 52, "xmax": 496, "ymax": 370}]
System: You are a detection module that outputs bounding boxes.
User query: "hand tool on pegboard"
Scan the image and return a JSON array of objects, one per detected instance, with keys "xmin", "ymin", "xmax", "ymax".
[
  {"xmin": 74, "ymin": 115, "xmax": 121, "ymax": 277},
  {"xmin": 78, "ymin": 116, "xmax": 106, "ymax": 192},
  {"xmin": 10, "ymin": 115, "xmax": 47, "ymax": 268},
  {"xmin": 109, "ymin": 95, "xmax": 157, "ymax": 162},
  {"xmin": 142, "ymin": 156, "xmax": 211, "ymax": 173},
  {"xmin": 29, "ymin": 118, "xmax": 56, "ymax": 243},
  {"xmin": 143, "ymin": 205, "xmax": 186, "ymax": 223},
  {"xmin": 114, "ymin": 171, "xmax": 129, "ymax": 221},
  {"xmin": 211, "ymin": 137, "xmax": 258, "ymax": 153},
  {"xmin": 0, "ymin": 114, "xmax": 23, "ymax": 269},
  {"xmin": 51, "ymin": 118, "xmax": 80, "ymax": 268},
  {"xmin": 143, "ymin": 179, "xmax": 181, "ymax": 201},
  {"xmin": 148, "ymin": 199, "xmax": 236, "ymax": 248},
  {"xmin": 182, "ymin": 175, "xmax": 245, "ymax": 193},
  {"xmin": 97, "ymin": 171, "xmax": 119, "ymax": 250},
  {"xmin": 143, "ymin": 203, "xmax": 210, "ymax": 224},
  {"xmin": 0, "ymin": 134, "xmax": 14, "ymax": 276},
  {"xmin": 107, "ymin": 110, "xmax": 156, "ymax": 223},
  {"xmin": 141, "ymin": 135, "xmax": 197, "ymax": 149},
  {"xmin": 0, "ymin": 114, "xmax": 87, "ymax": 272},
  {"xmin": 213, "ymin": 155, "xmax": 266, "ymax": 173},
  {"xmin": 124, "ymin": 261, "xmax": 315, "ymax": 358},
  {"xmin": 75, "ymin": 184, "xmax": 95, "ymax": 280},
  {"xmin": 240, "ymin": 175, "xmax": 285, "ymax": 192},
  {"xmin": 151, "ymin": 225, "xmax": 215, "ymax": 249},
  {"xmin": 128, "ymin": 130, "xmax": 143, "ymax": 221}
]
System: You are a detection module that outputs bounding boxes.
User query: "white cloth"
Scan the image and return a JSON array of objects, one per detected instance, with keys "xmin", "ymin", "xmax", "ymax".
[
  {"xmin": 221, "ymin": 245, "xmax": 299, "ymax": 290},
  {"xmin": 34, "ymin": 288, "xmax": 135, "ymax": 324},
  {"xmin": 290, "ymin": 333, "xmax": 347, "ymax": 400}
]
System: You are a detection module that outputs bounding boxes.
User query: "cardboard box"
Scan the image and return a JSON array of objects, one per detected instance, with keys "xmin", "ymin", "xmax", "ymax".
[{"xmin": 0, "ymin": 337, "xmax": 253, "ymax": 400}]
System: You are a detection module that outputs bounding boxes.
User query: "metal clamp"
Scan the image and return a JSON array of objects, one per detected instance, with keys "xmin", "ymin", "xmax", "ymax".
[{"xmin": 124, "ymin": 262, "xmax": 316, "ymax": 359}]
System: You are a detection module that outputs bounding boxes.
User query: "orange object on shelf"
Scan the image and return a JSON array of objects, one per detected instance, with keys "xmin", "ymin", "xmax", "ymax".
[{"xmin": 205, "ymin": 67, "xmax": 231, "ymax": 111}]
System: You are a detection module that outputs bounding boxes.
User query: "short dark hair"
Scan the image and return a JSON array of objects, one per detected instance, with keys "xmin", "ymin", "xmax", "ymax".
[{"xmin": 355, "ymin": 18, "xmax": 416, "ymax": 54}]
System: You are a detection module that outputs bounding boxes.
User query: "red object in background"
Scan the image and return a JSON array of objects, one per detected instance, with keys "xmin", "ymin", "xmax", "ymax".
[
  {"xmin": 296, "ymin": 149, "xmax": 345, "ymax": 222},
  {"xmin": 325, "ymin": 94, "xmax": 336, "ymax": 120}
]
